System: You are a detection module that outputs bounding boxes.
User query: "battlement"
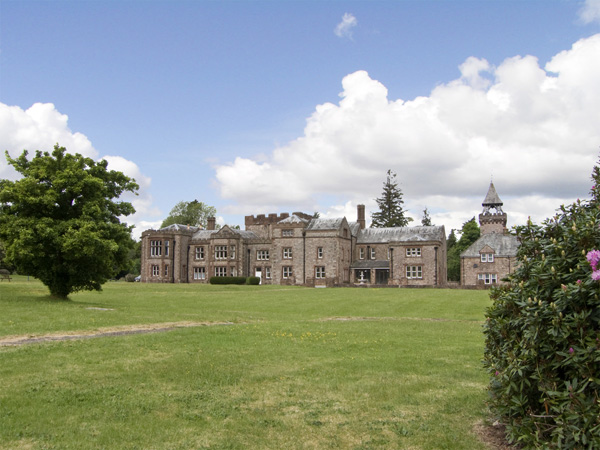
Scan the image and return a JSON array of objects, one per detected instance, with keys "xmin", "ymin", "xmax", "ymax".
[{"xmin": 245, "ymin": 212, "xmax": 291, "ymax": 226}]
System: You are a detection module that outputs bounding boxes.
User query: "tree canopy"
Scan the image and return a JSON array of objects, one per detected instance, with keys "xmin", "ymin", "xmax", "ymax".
[
  {"xmin": 160, "ymin": 200, "xmax": 216, "ymax": 228},
  {"xmin": 421, "ymin": 208, "xmax": 433, "ymax": 226},
  {"xmin": 0, "ymin": 145, "xmax": 138, "ymax": 298},
  {"xmin": 446, "ymin": 217, "xmax": 481, "ymax": 281},
  {"xmin": 371, "ymin": 170, "xmax": 413, "ymax": 228}
]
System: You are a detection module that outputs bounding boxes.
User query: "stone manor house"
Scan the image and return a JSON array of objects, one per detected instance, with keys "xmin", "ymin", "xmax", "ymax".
[{"xmin": 140, "ymin": 184, "xmax": 519, "ymax": 287}]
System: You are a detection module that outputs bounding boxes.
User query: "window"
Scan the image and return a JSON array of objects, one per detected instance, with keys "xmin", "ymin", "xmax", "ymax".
[
  {"xmin": 283, "ymin": 248, "xmax": 293, "ymax": 259},
  {"xmin": 257, "ymin": 250, "xmax": 269, "ymax": 260},
  {"xmin": 215, "ymin": 246, "xmax": 228, "ymax": 260},
  {"xmin": 315, "ymin": 266, "xmax": 326, "ymax": 279},
  {"xmin": 282, "ymin": 266, "xmax": 292, "ymax": 279},
  {"xmin": 231, "ymin": 267, "xmax": 237, "ymax": 276},
  {"xmin": 317, "ymin": 247, "xmax": 323, "ymax": 258},
  {"xmin": 370, "ymin": 248, "xmax": 376, "ymax": 260},
  {"xmin": 164, "ymin": 240, "xmax": 169, "ymax": 256},
  {"xmin": 230, "ymin": 245, "xmax": 236, "ymax": 259},
  {"xmin": 164, "ymin": 265, "xmax": 169, "ymax": 277},
  {"xmin": 406, "ymin": 247, "xmax": 421, "ymax": 257},
  {"xmin": 406, "ymin": 266, "xmax": 422, "ymax": 279},
  {"xmin": 215, "ymin": 267, "xmax": 227, "ymax": 277},
  {"xmin": 151, "ymin": 265, "xmax": 160, "ymax": 276},
  {"xmin": 481, "ymin": 253, "xmax": 494, "ymax": 263},
  {"xmin": 265, "ymin": 267, "xmax": 271, "ymax": 279},
  {"xmin": 359, "ymin": 248, "xmax": 365, "ymax": 260},
  {"xmin": 150, "ymin": 240, "xmax": 162, "ymax": 257},
  {"xmin": 282, "ymin": 229, "xmax": 293, "ymax": 237},
  {"xmin": 195, "ymin": 247, "xmax": 205, "ymax": 260},
  {"xmin": 193, "ymin": 267, "xmax": 206, "ymax": 280},
  {"xmin": 478, "ymin": 273, "xmax": 497, "ymax": 284}
]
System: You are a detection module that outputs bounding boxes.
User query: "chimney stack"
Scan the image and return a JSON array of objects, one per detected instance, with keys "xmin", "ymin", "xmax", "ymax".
[
  {"xmin": 357, "ymin": 204, "xmax": 366, "ymax": 230},
  {"xmin": 207, "ymin": 217, "xmax": 216, "ymax": 230}
]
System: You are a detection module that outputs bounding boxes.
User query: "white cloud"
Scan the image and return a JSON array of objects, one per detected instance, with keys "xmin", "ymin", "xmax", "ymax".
[
  {"xmin": 215, "ymin": 34, "xmax": 600, "ymax": 234},
  {"xmin": 334, "ymin": 12, "xmax": 358, "ymax": 39},
  {"xmin": 0, "ymin": 102, "xmax": 159, "ymax": 240},
  {"xmin": 579, "ymin": 0, "xmax": 600, "ymax": 24}
]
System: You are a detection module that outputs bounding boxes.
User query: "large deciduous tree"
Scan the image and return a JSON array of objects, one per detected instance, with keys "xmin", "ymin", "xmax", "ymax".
[
  {"xmin": 0, "ymin": 145, "xmax": 139, "ymax": 298},
  {"xmin": 371, "ymin": 170, "xmax": 413, "ymax": 228},
  {"xmin": 160, "ymin": 200, "xmax": 216, "ymax": 228}
]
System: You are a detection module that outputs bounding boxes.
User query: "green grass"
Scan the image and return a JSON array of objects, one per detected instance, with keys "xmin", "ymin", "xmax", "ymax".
[{"xmin": 0, "ymin": 277, "xmax": 492, "ymax": 449}]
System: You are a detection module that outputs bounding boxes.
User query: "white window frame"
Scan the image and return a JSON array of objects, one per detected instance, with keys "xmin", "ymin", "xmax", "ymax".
[
  {"xmin": 150, "ymin": 240, "xmax": 162, "ymax": 257},
  {"xmin": 479, "ymin": 273, "xmax": 497, "ymax": 284},
  {"xmin": 283, "ymin": 248, "xmax": 293, "ymax": 259},
  {"xmin": 265, "ymin": 267, "xmax": 271, "ymax": 279},
  {"xmin": 257, "ymin": 250, "xmax": 269, "ymax": 261},
  {"xmin": 315, "ymin": 266, "xmax": 326, "ymax": 279},
  {"xmin": 164, "ymin": 265, "xmax": 169, "ymax": 277},
  {"xmin": 215, "ymin": 267, "xmax": 227, "ymax": 277},
  {"xmin": 215, "ymin": 246, "xmax": 228, "ymax": 260},
  {"xmin": 282, "ymin": 229, "xmax": 293, "ymax": 237},
  {"xmin": 481, "ymin": 253, "xmax": 494, "ymax": 263},
  {"xmin": 317, "ymin": 247, "xmax": 323, "ymax": 259},
  {"xmin": 406, "ymin": 265, "xmax": 422, "ymax": 279},
  {"xmin": 151, "ymin": 265, "xmax": 160, "ymax": 277},
  {"xmin": 282, "ymin": 266, "xmax": 292, "ymax": 279},
  {"xmin": 370, "ymin": 248, "xmax": 376, "ymax": 260},
  {"xmin": 195, "ymin": 247, "xmax": 204, "ymax": 260},
  {"xmin": 359, "ymin": 248, "xmax": 365, "ymax": 260},
  {"xmin": 406, "ymin": 247, "xmax": 421, "ymax": 257},
  {"xmin": 230, "ymin": 245, "xmax": 236, "ymax": 259},
  {"xmin": 193, "ymin": 267, "xmax": 206, "ymax": 280}
]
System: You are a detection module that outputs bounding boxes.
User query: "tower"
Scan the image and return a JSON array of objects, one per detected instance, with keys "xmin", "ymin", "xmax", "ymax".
[{"xmin": 479, "ymin": 182, "xmax": 507, "ymax": 235}]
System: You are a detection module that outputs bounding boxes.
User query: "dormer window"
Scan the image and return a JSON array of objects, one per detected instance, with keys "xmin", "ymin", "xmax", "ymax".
[{"xmin": 481, "ymin": 253, "xmax": 494, "ymax": 263}]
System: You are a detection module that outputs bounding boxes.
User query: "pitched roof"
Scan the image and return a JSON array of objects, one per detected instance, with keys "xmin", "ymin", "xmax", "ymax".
[
  {"xmin": 306, "ymin": 218, "xmax": 346, "ymax": 231},
  {"xmin": 278, "ymin": 214, "xmax": 310, "ymax": 225},
  {"xmin": 191, "ymin": 228, "xmax": 259, "ymax": 241},
  {"xmin": 461, "ymin": 233, "xmax": 519, "ymax": 258},
  {"xmin": 357, "ymin": 226, "xmax": 445, "ymax": 244},
  {"xmin": 482, "ymin": 182, "xmax": 503, "ymax": 206},
  {"xmin": 159, "ymin": 223, "xmax": 200, "ymax": 232}
]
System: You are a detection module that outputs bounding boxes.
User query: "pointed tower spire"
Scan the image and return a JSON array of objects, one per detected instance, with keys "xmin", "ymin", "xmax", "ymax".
[{"xmin": 479, "ymin": 182, "xmax": 507, "ymax": 235}]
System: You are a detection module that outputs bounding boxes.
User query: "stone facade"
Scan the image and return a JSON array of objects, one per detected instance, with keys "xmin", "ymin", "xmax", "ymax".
[
  {"xmin": 141, "ymin": 206, "xmax": 447, "ymax": 287},
  {"xmin": 460, "ymin": 183, "xmax": 519, "ymax": 287}
]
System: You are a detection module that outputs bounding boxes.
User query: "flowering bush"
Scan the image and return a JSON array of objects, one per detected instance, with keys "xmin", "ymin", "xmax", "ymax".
[{"xmin": 483, "ymin": 165, "xmax": 600, "ymax": 448}]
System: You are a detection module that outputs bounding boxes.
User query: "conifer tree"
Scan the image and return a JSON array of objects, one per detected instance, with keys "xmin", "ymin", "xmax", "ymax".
[
  {"xmin": 421, "ymin": 207, "xmax": 433, "ymax": 226},
  {"xmin": 371, "ymin": 170, "xmax": 413, "ymax": 228}
]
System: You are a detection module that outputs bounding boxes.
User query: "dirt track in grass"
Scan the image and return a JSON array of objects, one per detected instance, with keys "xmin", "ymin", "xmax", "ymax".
[{"xmin": 0, "ymin": 321, "xmax": 234, "ymax": 346}]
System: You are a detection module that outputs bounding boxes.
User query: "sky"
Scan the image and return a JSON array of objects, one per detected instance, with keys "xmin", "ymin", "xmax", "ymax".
[{"xmin": 1, "ymin": 0, "xmax": 600, "ymax": 240}]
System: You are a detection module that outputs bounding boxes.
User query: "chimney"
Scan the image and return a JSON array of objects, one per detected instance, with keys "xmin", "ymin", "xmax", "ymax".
[
  {"xmin": 207, "ymin": 217, "xmax": 216, "ymax": 230},
  {"xmin": 357, "ymin": 204, "xmax": 366, "ymax": 230}
]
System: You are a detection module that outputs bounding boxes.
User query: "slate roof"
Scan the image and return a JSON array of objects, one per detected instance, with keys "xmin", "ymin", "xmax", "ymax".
[
  {"xmin": 159, "ymin": 224, "xmax": 200, "ymax": 232},
  {"xmin": 350, "ymin": 260, "xmax": 390, "ymax": 269},
  {"xmin": 278, "ymin": 214, "xmax": 310, "ymax": 225},
  {"xmin": 348, "ymin": 221, "xmax": 362, "ymax": 237},
  {"xmin": 306, "ymin": 218, "xmax": 346, "ymax": 231},
  {"xmin": 461, "ymin": 233, "xmax": 519, "ymax": 258},
  {"xmin": 483, "ymin": 182, "xmax": 503, "ymax": 206},
  {"xmin": 191, "ymin": 228, "xmax": 260, "ymax": 241},
  {"xmin": 357, "ymin": 226, "xmax": 445, "ymax": 244}
]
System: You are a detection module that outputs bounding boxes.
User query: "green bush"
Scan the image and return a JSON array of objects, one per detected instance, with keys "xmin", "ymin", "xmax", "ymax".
[
  {"xmin": 246, "ymin": 276, "xmax": 260, "ymax": 285},
  {"xmin": 208, "ymin": 276, "xmax": 247, "ymax": 285},
  {"xmin": 124, "ymin": 273, "xmax": 137, "ymax": 283},
  {"xmin": 483, "ymin": 165, "xmax": 600, "ymax": 448}
]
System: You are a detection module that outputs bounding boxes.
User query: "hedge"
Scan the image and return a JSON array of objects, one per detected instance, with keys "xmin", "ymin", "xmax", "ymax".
[
  {"xmin": 209, "ymin": 276, "xmax": 247, "ymax": 285},
  {"xmin": 483, "ymin": 164, "xmax": 600, "ymax": 448}
]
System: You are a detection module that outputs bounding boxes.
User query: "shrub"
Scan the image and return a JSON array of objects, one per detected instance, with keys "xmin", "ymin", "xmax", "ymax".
[
  {"xmin": 208, "ymin": 276, "xmax": 247, "ymax": 285},
  {"xmin": 483, "ymin": 165, "xmax": 600, "ymax": 448},
  {"xmin": 246, "ymin": 276, "xmax": 260, "ymax": 285},
  {"xmin": 124, "ymin": 273, "xmax": 137, "ymax": 283}
]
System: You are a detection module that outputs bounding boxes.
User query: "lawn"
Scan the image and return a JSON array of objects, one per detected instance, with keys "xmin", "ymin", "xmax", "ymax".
[{"xmin": 0, "ymin": 277, "xmax": 493, "ymax": 449}]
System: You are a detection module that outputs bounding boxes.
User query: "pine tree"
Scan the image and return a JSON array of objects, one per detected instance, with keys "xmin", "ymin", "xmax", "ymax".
[
  {"xmin": 421, "ymin": 208, "xmax": 433, "ymax": 226},
  {"xmin": 371, "ymin": 170, "xmax": 413, "ymax": 228}
]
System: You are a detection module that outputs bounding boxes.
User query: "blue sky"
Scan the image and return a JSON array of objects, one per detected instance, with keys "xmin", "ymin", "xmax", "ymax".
[{"xmin": 2, "ymin": 0, "xmax": 600, "ymax": 238}]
